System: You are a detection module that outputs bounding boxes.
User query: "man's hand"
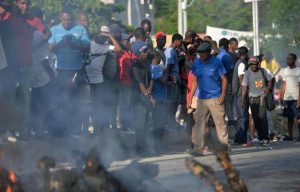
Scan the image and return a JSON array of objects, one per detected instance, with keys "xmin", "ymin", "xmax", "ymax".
[
  {"xmin": 172, "ymin": 75, "xmax": 177, "ymax": 83},
  {"xmin": 217, "ymin": 94, "xmax": 225, "ymax": 105},
  {"xmin": 264, "ymin": 88, "xmax": 270, "ymax": 95},
  {"xmin": 187, "ymin": 99, "xmax": 192, "ymax": 109}
]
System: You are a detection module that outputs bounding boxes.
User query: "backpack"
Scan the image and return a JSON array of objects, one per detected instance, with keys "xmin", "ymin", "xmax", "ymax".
[
  {"xmin": 260, "ymin": 68, "xmax": 276, "ymax": 111},
  {"xmin": 103, "ymin": 52, "xmax": 118, "ymax": 79}
]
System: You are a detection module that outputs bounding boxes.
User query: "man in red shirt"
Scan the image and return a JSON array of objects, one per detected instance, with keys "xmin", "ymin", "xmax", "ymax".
[
  {"xmin": 10, "ymin": 0, "xmax": 39, "ymax": 140},
  {"xmin": 118, "ymin": 32, "xmax": 137, "ymax": 131}
]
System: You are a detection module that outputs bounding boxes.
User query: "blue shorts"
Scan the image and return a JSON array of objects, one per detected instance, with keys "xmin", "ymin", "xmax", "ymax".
[{"xmin": 283, "ymin": 100, "xmax": 300, "ymax": 119}]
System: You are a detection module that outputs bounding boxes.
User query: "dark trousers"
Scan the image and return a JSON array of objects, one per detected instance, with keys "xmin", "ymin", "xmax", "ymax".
[
  {"xmin": 225, "ymin": 83, "xmax": 236, "ymax": 121},
  {"xmin": 90, "ymin": 83, "xmax": 109, "ymax": 132},
  {"xmin": 186, "ymin": 112, "xmax": 195, "ymax": 139},
  {"xmin": 119, "ymin": 86, "xmax": 132, "ymax": 129},
  {"xmin": 31, "ymin": 82, "xmax": 53, "ymax": 136},
  {"xmin": 167, "ymin": 81, "xmax": 180, "ymax": 128},
  {"xmin": 152, "ymin": 101, "xmax": 167, "ymax": 149},
  {"xmin": 0, "ymin": 67, "xmax": 17, "ymax": 134},
  {"xmin": 133, "ymin": 94, "xmax": 150, "ymax": 151},
  {"xmin": 234, "ymin": 94, "xmax": 249, "ymax": 144},
  {"xmin": 249, "ymin": 96, "xmax": 269, "ymax": 141},
  {"xmin": 54, "ymin": 70, "xmax": 83, "ymax": 135}
]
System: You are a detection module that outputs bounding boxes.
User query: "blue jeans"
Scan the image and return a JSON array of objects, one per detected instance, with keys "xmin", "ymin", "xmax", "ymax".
[{"xmin": 234, "ymin": 94, "xmax": 249, "ymax": 144}]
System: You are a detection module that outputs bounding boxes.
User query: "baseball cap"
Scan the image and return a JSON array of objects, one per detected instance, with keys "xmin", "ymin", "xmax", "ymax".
[
  {"xmin": 132, "ymin": 40, "xmax": 148, "ymax": 56},
  {"xmin": 100, "ymin": 26, "xmax": 110, "ymax": 33},
  {"xmin": 109, "ymin": 24, "xmax": 121, "ymax": 34},
  {"xmin": 121, "ymin": 33, "xmax": 131, "ymax": 41},
  {"xmin": 155, "ymin": 32, "xmax": 166, "ymax": 40},
  {"xmin": 248, "ymin": 56, "xmax": 259, "ymax": 65},
  {"xmin": 197, "ymin": 42, "xmax": 211, "ymax": 53}
]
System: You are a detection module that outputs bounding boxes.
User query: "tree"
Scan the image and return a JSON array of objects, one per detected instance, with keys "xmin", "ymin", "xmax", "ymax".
[
  {"xmin": 155, "ymin": 0, "xmax": 252, "ymax": 34},
  {"xmin": 28, "ymin": 0, "xmax": 125, "ymax": 36}
]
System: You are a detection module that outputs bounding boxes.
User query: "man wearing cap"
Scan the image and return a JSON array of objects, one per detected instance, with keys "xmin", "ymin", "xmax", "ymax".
[
  {"xmin": 188, "ymin": 42, "xmax": 228, "ymax": 153},
  {"xmin": 118, "ymin": 32, "xmax": 137, "ymax": 131},
  {"xmin": 155, "ymin": 31, "xmax": 166, "ymax": 67},
  {"xmin": 85, "ymin": 26, "xmax": 121, "ymax": 134},
  {"xmin": 131, "ymin": 41, "xmax": 152, "ymax": 154},
  {"xmin": 241, "ymin": 56, "xmax": 273, "ymax": 143},
  {"xmin": 188, "ymin": 42, "xmax": 248, "ymax": 192}
]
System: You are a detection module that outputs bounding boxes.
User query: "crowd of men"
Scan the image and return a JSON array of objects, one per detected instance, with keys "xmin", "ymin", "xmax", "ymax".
[{"xmin": 1, "ymin": 0, "xmax": 300, "ymax": 158}]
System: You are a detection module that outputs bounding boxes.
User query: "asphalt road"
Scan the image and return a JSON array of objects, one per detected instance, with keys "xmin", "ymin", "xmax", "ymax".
[{"xmin": 0, "ymin": 136, "xmax": 300, "ymax": 192}]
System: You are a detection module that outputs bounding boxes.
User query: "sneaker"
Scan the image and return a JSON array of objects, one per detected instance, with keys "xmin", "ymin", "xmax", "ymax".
[{"xmin": 252, "ymin": 138, "xmax": 260, "ymax": 144}]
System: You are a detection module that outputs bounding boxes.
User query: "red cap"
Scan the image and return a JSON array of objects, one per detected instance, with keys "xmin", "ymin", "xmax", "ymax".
[{"xmin": 155, "ymin": 32, "xmax": 166, "ymax": 40}]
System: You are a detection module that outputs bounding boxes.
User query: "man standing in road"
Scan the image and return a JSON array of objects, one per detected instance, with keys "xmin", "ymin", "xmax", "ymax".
[
  {"xmin": 281, "ymin": 53, "xmax": 300, "ymax": 141},
  {"xmin": 48, "ymin": 9, "xmax": 90, "ymax": 136},
  {"xmin": 241, "ymin": 56, "xmax": 273, "ymax": 144},
  {"xmin": 188, "ymin": 42, "xmax": 247, "ymax": 192}
]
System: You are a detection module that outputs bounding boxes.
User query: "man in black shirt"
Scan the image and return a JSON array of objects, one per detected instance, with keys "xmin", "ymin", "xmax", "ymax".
[{"xmin": 131, "ymin": 41, "xmax": 152, "ymax": 154}]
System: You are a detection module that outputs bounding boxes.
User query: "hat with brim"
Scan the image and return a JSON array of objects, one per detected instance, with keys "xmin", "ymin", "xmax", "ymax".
[
  {"xmin": 197, "ymin": 42, "xmax": 211, "ymax": 53},
  {"xmin": 248, "ymin": 56, "xmax": 259, "ymax": 65}
]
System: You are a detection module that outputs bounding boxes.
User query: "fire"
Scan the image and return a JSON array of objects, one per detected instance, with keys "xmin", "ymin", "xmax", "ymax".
[
  {"xmin": 6, "ymin": 185, "xmax": 12, "ymax": 192},
  {"xmin": 8, "ymin": 170, "xmax": 17, "ymax": 183}
]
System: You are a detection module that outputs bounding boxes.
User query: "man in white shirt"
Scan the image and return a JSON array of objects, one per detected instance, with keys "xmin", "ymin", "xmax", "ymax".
[
  {"xmin": 232, "ymin": 46, "xmax": 249, "ymax": 145},
  {"xmin": 280, "ymin": 53, "xmax": 300, "ymax": 141}
]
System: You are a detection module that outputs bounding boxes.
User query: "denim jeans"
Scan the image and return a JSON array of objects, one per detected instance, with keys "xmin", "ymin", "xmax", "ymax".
[
  {"xmin": 234, "ymin": 94, "xmax": 249, "ymax": 144},
  {"xmin": 119, "ymin": 86, "xmax": 132, "ymax": 129},
  {"xmin": 152, "ymin": 101, "xmax": 167, "ymax": 149}
]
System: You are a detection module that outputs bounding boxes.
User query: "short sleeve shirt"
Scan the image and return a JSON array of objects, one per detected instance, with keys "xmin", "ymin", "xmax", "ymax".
[
  {"xmin": 238, "ymin": 63, "xmax": 246, "ymax": 76},
  {"xmin": 165, "ymin": 47, "xmax": 179, "ymax": 77},
  {"xmin": 151, "ymin": 64, "xmax": 167, "ymax": 101},
  {"xmin": 242, "ymin": 68, "xmax": 273, "ymax": 97},
  {"xmin": 48, "ymin": 23, "xmax": 90, "ymax": 70},
  {"xmin": 282, "ymin": 67, "xmax": 300, "ymax": 100},
  {"xmin": 192, "ymin": 56, "xmax": 227, "ymax": 99},
  {"xmin": 85, "ymin": 41, "xmax": 113, "ymax": 84}
]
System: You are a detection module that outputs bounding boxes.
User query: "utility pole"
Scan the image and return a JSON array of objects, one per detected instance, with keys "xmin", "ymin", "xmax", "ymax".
[
  {"xmin": 178, "ymin": 0, "xmax": 183, "ymax": 35},
  {"xmin": 178, "ymin": 0, "xmax": 195, "ymax": 35},
  {"xmin": 127, "ymin": 0, "xmax": 132, "ymax": 25},
  {"xmin": 245, "ymin": 0, "xmax": 261, "ymax": 56},
  {"xmin": 182, "ymin": 0, "xmax": 187, "ymax": 34}
]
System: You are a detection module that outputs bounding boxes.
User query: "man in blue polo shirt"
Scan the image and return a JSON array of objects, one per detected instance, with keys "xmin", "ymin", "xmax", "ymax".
[
  {"xmin": 48, "ymin": 9, "xmax": 90, "ymax": 136},
  {"xmin": 188, "ymin": 42, "xmax": 247, "ymax": 192},
  {"xmin": 188, "ymin": 42, "xmax": 228, "ymax": 152}
]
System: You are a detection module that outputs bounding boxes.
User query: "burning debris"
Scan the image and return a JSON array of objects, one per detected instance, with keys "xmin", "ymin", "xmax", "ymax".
[
  {"xmin": 186, "ymin": 158, "xmax": 248, "ymax": 192},
  {"xmin": 34, "ymin": 148, "xmax": 167, "ymax": 192},
  {"xmin": 185, "ymin": 159, "xmax": 230, "ymax": 192},
  {"xmin": 0, "ymin": 167, "xmax": 23, "ymax": 192}
]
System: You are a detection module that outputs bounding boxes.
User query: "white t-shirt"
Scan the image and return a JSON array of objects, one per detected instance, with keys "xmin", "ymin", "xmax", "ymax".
[
  {"xmin": 238, "ymin": 62, "xmax": 246, "ymax": 76},
  {"xmin": 282, "ymin": 67, "xmax": 300, "ymax": 100}
]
